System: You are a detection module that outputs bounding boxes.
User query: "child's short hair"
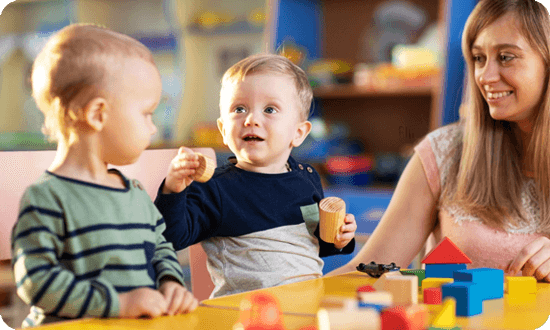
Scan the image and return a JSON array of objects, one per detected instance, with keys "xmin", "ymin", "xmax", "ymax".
[
  {"xmin": 220, "ymin": 53, "xmax": 313, "ymax": 120},
  {"xmin": 31, "ymin": 23, "xmax": 155, "ymax": 142}
]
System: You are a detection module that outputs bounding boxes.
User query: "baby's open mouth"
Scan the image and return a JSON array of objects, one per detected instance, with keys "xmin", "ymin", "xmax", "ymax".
[{"xmin": 243, "ymin": 135, "xmax": 264, "ymax": 141}]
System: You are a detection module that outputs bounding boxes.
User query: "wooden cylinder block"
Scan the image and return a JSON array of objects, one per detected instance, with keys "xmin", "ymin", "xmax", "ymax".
[
  {"xmin": 193, "ymin": 153, "xmax": 215, "ymax": 183},
  {"xmin": 319, "ymin": 197, "xmax": 346, "ymax": 243}
]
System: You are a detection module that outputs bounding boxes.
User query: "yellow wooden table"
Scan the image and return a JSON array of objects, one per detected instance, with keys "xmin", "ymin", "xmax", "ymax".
[{"xmin": 26, "ymin": 272, "xmax": 550, "ymax": 329}]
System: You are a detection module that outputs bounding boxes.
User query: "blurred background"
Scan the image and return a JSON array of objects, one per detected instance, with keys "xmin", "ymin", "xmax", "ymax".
[{"xmin": 0, "ymin": 0, "xmax": 477, "ymax": 326}]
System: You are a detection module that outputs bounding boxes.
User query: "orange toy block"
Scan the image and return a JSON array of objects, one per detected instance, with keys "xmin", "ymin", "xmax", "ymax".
[
  {"xmin": 319, "ymin": 197, "xmax": 346, "ymax": 243},
  {"xmin": 431, "ymin": 298, "xmax": 456, "ymax": 328},
  {"xmin": 233, "ymin": 292, "xmax": 285, "ymax": 330},
  {"xmin": 422, "ymin": 237, "xmax": 472, "ymax": 264},
  {"xmin": 384, "ymin": 276, "xmax": 418, "ymax": 305},
  {"xmin": 505, "ymin": 276, "xmax": 536, "ymax": 297},
  {"xmin": 381, "ymin": 304, "xmax": 429, "ymax": 330}
]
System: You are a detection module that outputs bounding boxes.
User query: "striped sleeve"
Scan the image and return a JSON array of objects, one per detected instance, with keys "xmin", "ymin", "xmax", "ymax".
[
  {"xmin": 151, "ymin": 216, "xmax": 185, "ymax": 288},
  {"xmin": 12, "ymin": 188, "xmax": 120, "ymax": 319}
]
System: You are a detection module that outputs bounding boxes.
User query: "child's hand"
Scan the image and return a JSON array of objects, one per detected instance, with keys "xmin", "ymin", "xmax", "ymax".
[
  {"xmin": 159, "ymin": 279, "xmax": 199, "ymax": 315},
  {"xmin": 506, "ymin": 236, "xmax": 550, "ymax": 282},
  {"xmin": 162, "ymin": 147, "xmax": 200, "ymax": 194},
  {"xmin": 118, "ymin": 287, "xmax": 168, "ymax": 318},
  {"xmin": 334, "ymin": 213, "xmax": 357, "ymax": 249}
]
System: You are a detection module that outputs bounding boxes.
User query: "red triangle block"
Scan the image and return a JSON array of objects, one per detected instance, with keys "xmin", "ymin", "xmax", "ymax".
[{"xmin": 421, "ymin": 237, "xmax": 472, "ymax": 264}]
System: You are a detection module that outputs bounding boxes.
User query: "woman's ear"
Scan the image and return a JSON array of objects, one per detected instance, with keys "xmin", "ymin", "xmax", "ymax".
[
  {"xmin": 291, "ymin": 120, "xmax": 312, "ymax": 148},
  {"xmin": 84, "ymin": 97, "xmax": 109, "ymax": 131}
]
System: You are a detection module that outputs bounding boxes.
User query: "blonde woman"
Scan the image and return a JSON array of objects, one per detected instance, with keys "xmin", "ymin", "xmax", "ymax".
[{"xmin": 329, "ymin": 0, "xmax": 550, "ymax": 282}]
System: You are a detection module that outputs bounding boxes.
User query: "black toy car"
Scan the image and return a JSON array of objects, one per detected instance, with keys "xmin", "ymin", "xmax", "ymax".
[{"xmin": 356, "ymin": 261, "xmax": 400, "ymax": 278}]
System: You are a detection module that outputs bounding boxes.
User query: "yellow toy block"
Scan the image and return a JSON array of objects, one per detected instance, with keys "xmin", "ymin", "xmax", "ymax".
[
  {"xmin": 431, "ymin": 298, "xmax": 456, "ymax": 328},
  {"xmin": 422, "ymin": 277, "xmax": 454, "ymax": 290},
  {"xmin": 505, "ymin": 276, "xmax": 536, "ymax": 297}
]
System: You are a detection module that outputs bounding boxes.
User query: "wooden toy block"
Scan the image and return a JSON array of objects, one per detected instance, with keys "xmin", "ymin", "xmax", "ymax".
[
  {"xmin": 317, "ymin": 307, "xmax": 381, "ymax": 330},
  {"xmin": 380, "ymin": 305, "xmax": 429, "ymax": 330},
  {"xmin": 423, "ymin": 287, "xmax": 442, "ymax": 305},
  {"xmin": 319, "ymin": 296, "xmax": 356, "ymax": 310},
  {"xmin": 384, "ymin": 276, "xmax": 418, "ymax": 305},
  {"xmin": 425, "ymin": 263, "xmax": 466, "ymax": 279},
  {"xmin": 422, "ymin": 237, "xmax": 472, "ymax": 264},
  {"xmin": 505, "ymin": 276, "xmax": 536, "ymax": 297},
  {"xmin": 358, "ymin": 291, "xmax": 393, "ymax": 306},
  {"xmin": 422, "ymin": 277, "xmax": 454, "ymax": 290},
  {"xmin": 431, "ymin": 297, "xmax": 456, "ymax": 328},
  {"xmin": 319, "ymin": 197, "xmax": 346, "ymax": 243},
  {"xmin": 373, "ymin": 271, "xmax": 403, "ymax": 291},
  {"xmin": 400, "ymin": 269, "xmax": 426, "ymax": 288},
  {"xmin": 453, "ymin": 268, "xmax": 504, "ymax": 300},
  {"xmin": 192, "ymin": 153, "xmax": 215, "ymax": 183},
  {"xmin": 441, "ymin": 282, "xmax": 482, "ymax": 317}
]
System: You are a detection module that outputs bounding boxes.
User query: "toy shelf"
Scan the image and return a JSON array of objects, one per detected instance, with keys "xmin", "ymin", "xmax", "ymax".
[{"xmin": 313, "ymin": 84, "xmax": 435, "ymax": 99}]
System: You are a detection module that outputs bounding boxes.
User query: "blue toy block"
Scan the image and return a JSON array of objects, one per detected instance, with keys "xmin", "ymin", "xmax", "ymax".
[
  {"xmin": 442, "ymin": 282, "xmax": 483, "ymax": 317},
  {"xmin": 358, "ymin": 301, "xmax": 386, "ymax": 313},
  {"xmin": 453, "ymin": 268, "xmax": 504, "ymax": 300},
  {"xmin": 425, "ymin": 263, "xmax": 467, "ymax": 279}
]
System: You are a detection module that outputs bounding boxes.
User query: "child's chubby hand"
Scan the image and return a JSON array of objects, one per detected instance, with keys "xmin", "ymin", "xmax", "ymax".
[
  {"xmin": 506, "ymin": 236, "xmax": 550, "ymax": 282},
  {"xmin": 159, "ymin": 277, "xmax": 199, "ymax": 315},
  {"xmin": 118, "ymin": 287, "xmax": 168, "ymax": 318},
  {"xmin": 162, "ymin": 147, "xmax": 200, "ymax": 194},
  {"xmin": 334, "ymin": 213, "xmax": 357, "ymax": 250}
]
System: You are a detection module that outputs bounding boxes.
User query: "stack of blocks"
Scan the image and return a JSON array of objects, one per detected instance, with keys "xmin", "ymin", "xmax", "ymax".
[{"xmin": 316, "ymin": 236, "xmax": 538, "ymax": 329}]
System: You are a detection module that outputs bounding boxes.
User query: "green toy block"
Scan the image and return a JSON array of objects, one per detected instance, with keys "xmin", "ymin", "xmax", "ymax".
[{"xmin": 400, "ymin": 269, "xmax": 426, "ymax": 288}]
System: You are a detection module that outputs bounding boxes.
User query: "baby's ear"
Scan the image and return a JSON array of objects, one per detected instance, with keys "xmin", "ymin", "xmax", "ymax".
[
  {"xmin": 216, "ymin": 117, "xmax": 229, "ymax": 146},
  {"xmin": 291, "ymin": 120, "xmax": 312, "ymax": 148},
  {"xmin": 84, "ymin": 97, "xmax": 108, "ymax": 131}
]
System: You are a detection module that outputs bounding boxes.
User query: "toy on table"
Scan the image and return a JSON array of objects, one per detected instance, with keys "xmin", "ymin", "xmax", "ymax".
[
  {"xmin": 233, "ymin": 292, "xmax": 285, "ymax": 330},
  {"xmin": 192, "ymin": 153, "xmax": 215, "ymax": 183},
  {"xmin": 356, "ymin": 261, "xmax": 400, "ymax": 278},
  {"xmin": 318, "ymin": 197, "xmax": 346, "ymax": 243}
]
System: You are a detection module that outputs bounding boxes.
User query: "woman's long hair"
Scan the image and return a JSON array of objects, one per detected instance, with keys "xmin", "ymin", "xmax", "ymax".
[{"xmin": 441, "ymin": 0, "xmax": 550, "ymax": 232}]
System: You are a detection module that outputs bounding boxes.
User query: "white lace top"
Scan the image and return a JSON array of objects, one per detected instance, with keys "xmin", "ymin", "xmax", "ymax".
[{"xmin": 414, "ymin": 124, "xmax": 546, "ymax": 271}]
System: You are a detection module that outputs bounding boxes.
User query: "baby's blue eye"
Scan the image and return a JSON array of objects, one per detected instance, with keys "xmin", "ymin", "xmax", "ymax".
[
  {"xmin": 234, "ymin": 107, "xmax": 246, "ymax": 113},
  {"xmin": 264, "ymin": 107, "xmax": 277, "ymax": 114}
]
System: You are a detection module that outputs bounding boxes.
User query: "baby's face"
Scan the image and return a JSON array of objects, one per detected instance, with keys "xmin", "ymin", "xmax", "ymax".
[
  {"xmin": 217, "ymin": 72, "xmax": 309, "ymax": 173},
  {"xmin": 100, "ymin": 57, "xmax": 161, "ymax": 166}
]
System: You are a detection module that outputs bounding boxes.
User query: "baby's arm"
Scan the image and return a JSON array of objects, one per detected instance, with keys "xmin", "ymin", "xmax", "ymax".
[
  {"xmin": 12, "ymin": 205, "xmax": 121, "ymax": 319},
  {"xmin": 162, "ymin": 147, "xmax": 200, "ymax": 194},
  {"xmin": 333, "ymin": 213, "xmax": 357, "ymax": 249}
]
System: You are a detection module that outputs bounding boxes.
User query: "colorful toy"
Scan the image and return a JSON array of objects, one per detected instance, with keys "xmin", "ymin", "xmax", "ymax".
[
  {"xmin": 423, "ymin": 287, "xmax": 442, "ymax": 305},
  {"xmin": 441, "ymin": 282, "xmax": 483, "ymax": 317},
  {"xmin": 373, "ymin": 270, "xmax": 404, "ymax": 291},
  {"xmin": 505, "ymin": 276, "xmax": 536, "ymax": 297},
  {"xmin": 233, "ymin": 292, "xmax": 285, "ymax": 330},
  {"xmin": 380, "ymin": 304, "xmax": 429, "ymax": 330},
  {"xmin": 400, "ymin": 269, "xmax": 425, "ymax": 288},
  {"xmin": 422, "ymin": 278, "xmax": 454, "ymax": 291},
  {"xmin": 430, "ymin": 298, "xmax": 456, "ymax": 328},
  {"xmin": 357, "ymin": 261, "xmax": 401, "ymax": 278},
  {"xmin": 422, "ymin": 237, "xmax": 472, "ymax": 279},
  {"xmin": 384, "ymin": 276, "xmax": 418, "ymax": 305},
  {"xmin": 357, "ymin": 291, "xmax": 393, "ymax": 306},
  {"xmin": 453, "ymin": 268, "xmax": 504, "ymax": 300},
  {"xmin": 319, "ymin": 197, "xmax": 346, "ymax": 243}
]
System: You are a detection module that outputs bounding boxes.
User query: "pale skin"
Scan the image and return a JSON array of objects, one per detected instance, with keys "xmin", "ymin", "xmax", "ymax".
[
  {"xmin": 328, "ymin": 12, "xmax": 550, "ymax": 282},
  {"xmin": 49, "ymin": 57, "xmax": 198, "ymax": 317},
  {"xmin": 162, "ymin": 72, "xmax": 356, "ymax": 249}
]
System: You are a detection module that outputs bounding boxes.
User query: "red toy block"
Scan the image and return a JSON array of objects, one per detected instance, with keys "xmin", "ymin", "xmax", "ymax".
[
  {"xmin": 422, "ymin": 237, "xmax": 472, "ymax": 264},
  {"xmin": 424, "ymin": 287, "xmax": 442, "ymax": 304},
  {"xmin": 234, "ymin": 292, "xmax": 285, "ymax": 330},
  {"xmin": 381, "ymin": 305, "xmax": 429, "ymax": 330},
  {"xmin": 357, "ymin": 285, "xmax": 376, "ymax": 293}
]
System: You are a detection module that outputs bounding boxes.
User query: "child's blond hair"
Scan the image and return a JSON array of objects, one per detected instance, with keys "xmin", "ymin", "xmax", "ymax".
[
  {"xmin": 31, "ymin": 23, "xmax": 155, "ymax": 143},
  {"xmin": 219, "ymin": 53, "xmax": 313, "ymax": 120}
]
